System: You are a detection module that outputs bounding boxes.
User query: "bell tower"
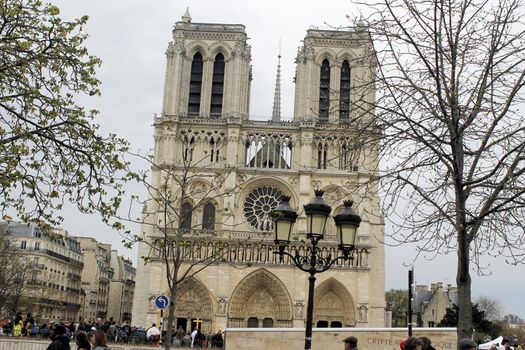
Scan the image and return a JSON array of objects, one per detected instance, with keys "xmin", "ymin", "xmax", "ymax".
[
  {"xmin": 162, "ymin": 8, "xmax": 252, "ymax": 119},
  {"xmin": 293, "ymin": 23, "xmax": 375, "ymax": 122}
]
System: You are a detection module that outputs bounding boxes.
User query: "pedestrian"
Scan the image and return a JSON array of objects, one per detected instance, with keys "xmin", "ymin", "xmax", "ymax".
[
  {"xmin": 404, "ymin": 337, "xmax": 424, "ymax": 350},
  {"xmin": 183, "ymin": 332, "xmax": 192, "ymax": 347},
  {"xmin": 191, "ymin": 328, "xmax": 198, "ymax": 347},
  {"xmin": 46, "ymin": 325, "xmax": 71, "ymax": 350},
  {"xmin": 502, "ymin": 338, "xmax": 512, "ymax": 350},
  {"xmin": 193, "ymin": 329, "xmax": 204, "ymax": 348},
  {"xmin": 146, "ymin": 323, "xmax": 161, "ymax": 346},
  {"xmin": 343, "ymin": 336, "xmax": 358, "ymax": 350},
  {"xmin": 173, "ymin": 326, "xmax": 184, "ymax": 347},
  {"xmin": 458, "ymin": 338, "xmax": 478, "ymax": 350},
  {"xmin": 75, "ymin": 331, "xmax": 91, "ymax": 350},
  {"xmin": 91, "ymin": 329, "xmax": 110, "ymax": 350},
  {"xmin": 13, "ymin": 320, "xmax": 23, "ymax": 337},
  {"xmin": 420, "ymin": 336, "xmax": 436, "ymax": 350},
  {"xmin": 212, "ymin": 330, "xmax": 223, "ymax": 348}
]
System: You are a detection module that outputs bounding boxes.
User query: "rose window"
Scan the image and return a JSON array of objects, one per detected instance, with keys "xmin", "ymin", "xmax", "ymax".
[{"xmin": 243, "ymin": 186, "xmax": 284, "ymax": 231}]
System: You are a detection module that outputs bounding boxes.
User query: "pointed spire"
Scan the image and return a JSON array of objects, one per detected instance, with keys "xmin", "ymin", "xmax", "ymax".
[
  {"xmin": 182, "ymin": 7, "xmax": 192, "ymax": 23},
  {"xmin": 271, "ymin": 40, "xmax": 282, "ymax": 122}
]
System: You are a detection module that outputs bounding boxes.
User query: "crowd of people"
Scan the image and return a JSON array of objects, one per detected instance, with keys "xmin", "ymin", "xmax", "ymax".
[{"xmin": 0, "ymin": 313, "xmax": 224, "ymax": 348}]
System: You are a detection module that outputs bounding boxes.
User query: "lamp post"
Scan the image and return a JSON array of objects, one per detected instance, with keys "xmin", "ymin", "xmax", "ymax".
[{"xmin": 271, "ymin": 190, "xmax": 361, "ymax": 350}]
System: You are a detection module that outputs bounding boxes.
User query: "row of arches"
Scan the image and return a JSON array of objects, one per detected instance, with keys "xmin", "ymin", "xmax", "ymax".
[{"xmin": 168, "ymin": 268, "xmax": 357, "ymax": 333}]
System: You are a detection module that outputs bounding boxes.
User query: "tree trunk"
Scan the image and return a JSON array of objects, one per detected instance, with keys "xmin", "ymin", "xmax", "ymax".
[
  {"xmin": 456, "ymin": 228, "xmax": 473, "ymax": 341},
  {"xmin": 164, "ymin": 284, "xmax": 178, "ymax": 350}
]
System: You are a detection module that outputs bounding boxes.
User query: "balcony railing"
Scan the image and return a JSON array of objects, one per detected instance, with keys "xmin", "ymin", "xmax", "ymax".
[
  {"xmin": 44, "ymin": 249, "xmax": 84, "ymax": 267},
  {"xmin": 67, "ymin": 272, "xmax": 81, "ymax": 281}
]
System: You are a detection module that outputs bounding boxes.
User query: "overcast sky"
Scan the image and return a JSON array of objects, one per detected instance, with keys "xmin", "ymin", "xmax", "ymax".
[{"xmin": 47, "ymin": 0, "xmax": 525, "ymax": 320}]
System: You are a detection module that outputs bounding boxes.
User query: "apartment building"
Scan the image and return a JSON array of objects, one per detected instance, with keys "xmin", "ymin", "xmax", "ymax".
[
  {"xmin": 76, "ymin": 237, "xmax": 113, "ymax": 322},
  {"xmin": 3, "ymin": 222, "xmax": 83, "ymax": 322},
  {"xmin": 107, "ymin": 250, "xmax": 136, "ymax": 323}
]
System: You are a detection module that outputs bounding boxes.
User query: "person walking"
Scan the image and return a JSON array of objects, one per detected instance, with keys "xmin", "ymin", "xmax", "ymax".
[
  {"xmin": 173, "ymin": 326, "xmax": 185, "ymax": 347},
  {"xmin": 46, "ymin": 325, "xmax": 71, "ymax": 350},
  {"xmin": 458, "ymin": 338, "xmax": 478, "ymax": 350},
  {"xmin": 91, "ymin": 330, "xmax": 110, "ymax": 350},
  {"xmin": 343, "ymin": 336, "xmax": 358, "ymax": 350},
  {"xmin": 75, "ymin": 331, "xmax": 91, "ymax": 350}
]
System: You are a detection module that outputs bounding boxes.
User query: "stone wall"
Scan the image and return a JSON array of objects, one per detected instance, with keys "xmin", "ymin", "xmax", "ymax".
[{"xmin": 224, "ymin": 327, "xmax": 457, "ymax": 350}]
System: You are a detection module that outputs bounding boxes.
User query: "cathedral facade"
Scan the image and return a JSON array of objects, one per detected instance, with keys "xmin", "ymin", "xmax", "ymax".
[{"xmin": 131, "ymin": 10, "xmax": 385, "ymax": 332}]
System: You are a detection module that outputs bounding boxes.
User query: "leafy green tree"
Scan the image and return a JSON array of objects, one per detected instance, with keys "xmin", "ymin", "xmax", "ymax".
[
  {"xmin": 0, "ymin": 0, "xmax": 128, "ymax": 226},
  {"xmin": 438, "ymin": 304, "xmax": 492, "ymax": 333},
  {"xmin": 385, "ymin": 289, "xmax": 408, "ymax": 327}
]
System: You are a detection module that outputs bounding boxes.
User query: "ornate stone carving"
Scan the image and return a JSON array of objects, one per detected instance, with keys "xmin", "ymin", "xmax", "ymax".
[
  {"xmin": 188, "ymin": 180, "xmax": 208, "ymax": 199},
  {"xmin": 243, "ymin": 186, "xmax": 283, "ymax": 231},
  {"xmin": 313, "ymin": 278, "xmax": 355, "ymax": 326},
  {"xmin": 288, "ymin": 176, "xmax": 298, "ymax": 188},
  {"xmin": 229, "ymin": 269, "xmax": 293, "ymax": 327},
  {"xmin": 294, "ymin": 300, "xmax": 304, "ymax": 318},
  {"xmin": 173, "ymin": 277, "xmax": 214, "ymax": 328},
  {"xmin": 217, "ymin": 297, "xmax": 228, "ymax": 316},
  {"xmin": 358, "ymin": 304, "xmax": 369, "ymax": 322},
  {"xmin": 322, "ymin": 185, "xmax": 348, "ymax": 206},
  {"xmin": 312, "ymin": 180, "xmax": 322, "ymax": 190}
]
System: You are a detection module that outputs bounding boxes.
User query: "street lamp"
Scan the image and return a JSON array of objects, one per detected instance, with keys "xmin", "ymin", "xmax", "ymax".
[{"xmin": 272, "ymin": 190, "xmax": 361, "ymax": 350}]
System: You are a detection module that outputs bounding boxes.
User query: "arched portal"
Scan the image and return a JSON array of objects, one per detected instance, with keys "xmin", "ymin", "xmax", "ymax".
[
  {"xmin": 169, "ymin": 277, "xmax": 215, "ymax": 333},
  {"xmin": 314, "ymin": 277, "xmax": 356, "ymax": 327},
  {"xmin": 228, "ymin": 269, "xmax": 293, "ymax": 328}
]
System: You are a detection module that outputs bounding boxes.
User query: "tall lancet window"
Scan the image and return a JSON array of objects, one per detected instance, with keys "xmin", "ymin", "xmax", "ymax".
[
  {"xmin": 188, "ymin": 52, "xmax": 203, "ymax": 116},
  {"xmin": 319, "ymin": 59, "xmax": 330, "ymax": 121},
  {"xmin": 210, "ymin": 53, "xmax": 225, "ymax": 118},
  {"xmin": 202, "ymin": 202, "xmax": 216, "ymax": 230},
  {"xmin": 340, "ymin": 60, "xmax": 351, "ymax": 122},
  {"xmin": 180, "ymin": 202, "xmax": 193, "ymax": 230}
]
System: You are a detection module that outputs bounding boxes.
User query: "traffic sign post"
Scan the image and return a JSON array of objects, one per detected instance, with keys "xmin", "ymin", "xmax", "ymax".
[
  {"xmin": 155, "ymin": 295, "xmax": 170, "ymax": 310},
  {"xmin": 154, "ymin": 295, "xmax": 170, "ymax": 333}
]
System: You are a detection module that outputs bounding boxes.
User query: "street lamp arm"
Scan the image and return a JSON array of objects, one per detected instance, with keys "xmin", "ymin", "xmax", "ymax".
[{"xmin": 274, "ymin": 247, "xmax": 352, "ymax": 274}]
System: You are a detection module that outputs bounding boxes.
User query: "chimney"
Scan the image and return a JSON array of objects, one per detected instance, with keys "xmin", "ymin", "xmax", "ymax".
[{"xmin": 416, "ymin": 285, "xmax": 428, "ymax": 292}]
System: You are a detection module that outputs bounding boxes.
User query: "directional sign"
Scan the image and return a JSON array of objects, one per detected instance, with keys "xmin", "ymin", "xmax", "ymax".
[{"xmin": 154, "ymin": 295, "xmax": 170, "ymax": 310}]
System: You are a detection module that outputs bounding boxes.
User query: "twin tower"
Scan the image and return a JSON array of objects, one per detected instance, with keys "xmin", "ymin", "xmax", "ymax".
[{"xmin": 132, "ymin": 9, "xmax": 385, "ymax": 333}]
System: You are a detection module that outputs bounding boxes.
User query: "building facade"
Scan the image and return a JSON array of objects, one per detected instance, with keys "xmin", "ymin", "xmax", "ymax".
[
  {"xmin": 77, "ymin": 237, "xmax": 113, "ymax": 321},
  {"xmin": 132, "ymin": 10, "xmax": 385, "ymax": 332},
  {"xmin": 413, "ymin": 282, "xmax": 458, "ymax": 327},
  {"xmin": 3, "ymin": 223, "xmax": 83, "ymax": 322},
  {"xmin": 107, "ymin": 250, "xmax": 136, "ymax": 322}
]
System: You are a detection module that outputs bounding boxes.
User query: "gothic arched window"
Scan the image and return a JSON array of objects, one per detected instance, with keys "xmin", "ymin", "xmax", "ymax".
[
  {"xmin": 202, "ymin": 202, "xmax": 216, "ymax": 230},
  {"xmin": 210, "ymin": 53, "xmax": 225, "ymax": 118},
  {"xmin": 340, "ymin": 60, "xmax": 351, "ymax": 121},
  {"xmin": 180, "ymin": 202, "xmax": 193, "ymax": 230},
  {"xmin": 188, "ymin": 52, "xmax": 203, "ymax": 116},
  {"xmin": 319, "ymin": 59, "xmax": 330, "ymax": 121}
]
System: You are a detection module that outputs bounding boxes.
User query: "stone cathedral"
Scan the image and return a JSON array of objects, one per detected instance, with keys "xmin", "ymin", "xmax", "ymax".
[{"xmin": 132, "ymin": 9, "xmax": 385, "ymax": 332}]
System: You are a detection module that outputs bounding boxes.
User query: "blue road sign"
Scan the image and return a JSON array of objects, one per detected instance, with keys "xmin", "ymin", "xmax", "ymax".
[{"xmin": 154, "ymin": 295, "xmax": 170, "ymax": 310}]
